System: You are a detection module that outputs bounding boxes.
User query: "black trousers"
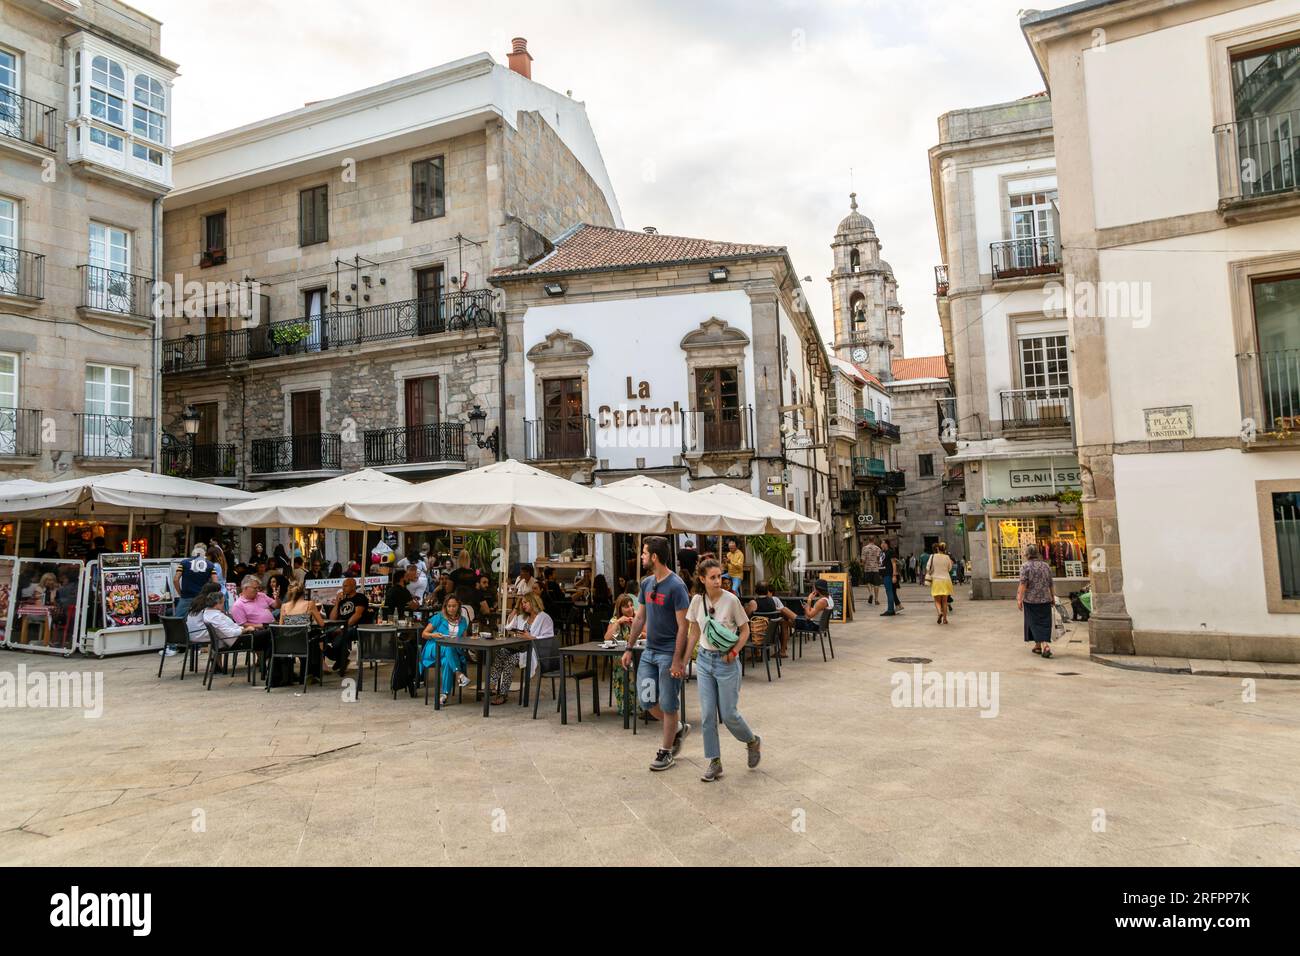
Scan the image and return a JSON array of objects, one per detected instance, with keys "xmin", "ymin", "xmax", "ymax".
[{"xmin": 323, "ymin": 626, "xmax": 355, "ymax": 669}]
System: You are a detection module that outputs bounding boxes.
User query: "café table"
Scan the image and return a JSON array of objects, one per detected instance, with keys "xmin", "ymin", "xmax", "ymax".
[
  {"xmin": 426, "ymin": 632, "xmax": 534, "ymax": 717},
  {"xmin": 558, "ymin": 641, "xmax": 669, "ymax": 732}
]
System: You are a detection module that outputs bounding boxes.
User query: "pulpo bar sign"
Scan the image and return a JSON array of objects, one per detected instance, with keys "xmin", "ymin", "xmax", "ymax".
[{"xmin": 1009, "ymin": 467, "xmax": 1081, "ymax": 489}]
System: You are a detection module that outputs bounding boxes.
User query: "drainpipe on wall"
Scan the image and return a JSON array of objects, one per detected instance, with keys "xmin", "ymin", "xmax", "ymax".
[
  {"xmin": 152, "ymin": 196, "xmax": 162, "ymax": 474},
  {"xmin": 498, "ymin": 295, "xmax": 508, "ymax": 462}
]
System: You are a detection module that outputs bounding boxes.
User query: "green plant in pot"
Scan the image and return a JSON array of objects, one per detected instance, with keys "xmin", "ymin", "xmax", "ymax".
[{"xmin": 748, "ymin": 534, "xmax": 794, "ymax": 592}]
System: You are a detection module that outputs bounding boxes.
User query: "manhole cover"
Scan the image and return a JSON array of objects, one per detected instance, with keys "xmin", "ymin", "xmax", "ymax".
[
  {"xmin": 888, "ymin": 657, "xmax": 932, "ymax": 665},
  {"xmin": 1056, "ymin": 672, "xmax": 1081, "ymax": 676}
]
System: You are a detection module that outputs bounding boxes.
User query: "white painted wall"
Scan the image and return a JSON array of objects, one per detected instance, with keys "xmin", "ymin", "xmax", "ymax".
[
  {"xmin": 521, "ymin": 290, "xmax": 756, "ymax": 472},
  {"xmin": 779, "ymin": 300, "xmax": 818, "ymax": 517},
  {"xmin": 1082, "ymin": 0, "xmax": 1299, "ymax": 229},
  {"xmin": 971, "ymin": 158, "xmax": 1056, "ymax": 275},
  {"xmin": 1099, "ymin": 216, "xmax": 1297, "ymax": 444},
  {"xmin": 1115, "ymin": 449, "xmax": 1300, "ymax": 637},
  {"xmin": 978, "ymin": 287, "xmax": 1068, "ymax": 426}
]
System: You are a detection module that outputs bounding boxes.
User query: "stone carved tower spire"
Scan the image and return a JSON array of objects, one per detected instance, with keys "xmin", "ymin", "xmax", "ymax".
[{"xmin": 828, "ymin": 193, "xmax": 903, "ymax": 379}]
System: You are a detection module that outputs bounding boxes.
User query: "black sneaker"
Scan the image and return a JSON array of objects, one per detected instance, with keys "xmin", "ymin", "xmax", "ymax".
[
  {"xmin": 650, "ymin": 749, "xmax": 675, "ymax": 772},
  {"xmin": 672, "ymin": 721, "xmax": 691, "ymax": 756}
]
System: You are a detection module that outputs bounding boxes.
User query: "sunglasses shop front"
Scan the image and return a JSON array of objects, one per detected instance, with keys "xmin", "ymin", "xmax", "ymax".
[{"xmin": 975, "ymin": 456, "xmax": 1089, "ymax": 599}]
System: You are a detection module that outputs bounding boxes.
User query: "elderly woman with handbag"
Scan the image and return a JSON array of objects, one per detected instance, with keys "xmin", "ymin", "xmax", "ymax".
[
  {"xmin": 684, "ymin": 558, "xmax": 761, "ymax": 783},
  {"xmin": 1018, "ymin": 544, "xmax": 1057, "ymax": 659}
]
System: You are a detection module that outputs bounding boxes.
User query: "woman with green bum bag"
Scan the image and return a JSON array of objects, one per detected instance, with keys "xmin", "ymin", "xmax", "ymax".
[{"xmin": 684, "ymin": 558, "xmax": 762, "ymax": 782}]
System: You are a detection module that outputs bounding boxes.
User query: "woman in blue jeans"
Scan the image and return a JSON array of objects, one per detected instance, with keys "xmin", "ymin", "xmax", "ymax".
[
  {"xmin": 685, "ymin": 558, "xmax": 762, "ymax": 782},
  {"xmin": 419, "ymin": 595, "xmax": 472, "ymax": 705}
]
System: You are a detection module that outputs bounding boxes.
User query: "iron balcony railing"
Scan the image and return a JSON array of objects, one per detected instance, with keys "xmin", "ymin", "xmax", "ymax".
[
  {"xmin": 837, "ymin": 489, "xmax": 862, "ymax": 513},
  {"xmin": 871, "ymin": 419, "xmax": 901, "ymax": 441},
  {"xmin": 990, "ymin": 237, "xmax": 1061, "ymax": 280},
  {"xmin": 251, "ymin": 433, "xmax": 342, "ymax": 475},
  {"xmin": 523, "ymin": 415, "xmax": 596, "ymax": 462},
  {"xmin": 162, "ymin": 441, "xmax": 237, "ymax": 480},
  {"xmin": 853, "ymin": 457, "xmax": 886, "ymax": 481},
  {"xmin": 0, "ymin": 407, "xmax": 41, "ymax": 457},
  {"xmin": 884, "ymin": 470, "xmax": 907, "ymax": 491},
  {"xmin": 681, "ymin": 404, "xmax": 755, "ymax": 455},
  {"xmin": 363, "ymin": 422, "xmax": 466, "ymax": 467},
  {"xmin": 76, "ymin": 413, "xmax": 154, "ymax": 459},
  {"xmin": 1239, "ymin": 348, "xmax": 1300, "ymax": 437},
  {"xmin": 0, "ymin": 245, "xmax": 44, "ymax": 300},
  {"xmin": 0, "ymin": 90, "xmax": 58, "ymax": 152},
  {"xmin": 935, "ymin": 264, "xmax": 949, "ymax": 296},
  {"xmin": 1000, "ymin": 385, "xmax": 1073, "ymax": 430},
  {"xmin": 1215, "ymin": 108, "xmax": 1300, "ymax": 202},
  {"xmin": 79, "ymin": 265, "xmax": 154, "ymax": 318},
  {"xmin": 161, "ymin": 290, "xmax": 495, "ymax": 373}
]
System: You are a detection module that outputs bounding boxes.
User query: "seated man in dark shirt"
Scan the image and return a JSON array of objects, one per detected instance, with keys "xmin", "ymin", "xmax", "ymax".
[
  {"xmin": 676, "ymin": 539, "xmax": 699, "ymax": 580},
  {"xmin": 326, "ymin": 577, "xmax": 370, "ymax": 677},
  {"xmin": 383, "ymin": 565, "xmax": 420, "ymax": 617},
  {"xmin": 745, "ymin": 581, "xmax": 797, "ymax": 657}
]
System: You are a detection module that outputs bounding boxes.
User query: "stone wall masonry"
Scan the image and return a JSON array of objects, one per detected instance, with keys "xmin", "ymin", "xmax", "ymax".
[{"xmin": 162, "ymin": 129, "xmax": 492, "ymax": 339}]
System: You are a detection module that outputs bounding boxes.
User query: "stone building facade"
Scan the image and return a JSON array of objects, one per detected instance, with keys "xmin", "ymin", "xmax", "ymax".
[
  {"xmin": 0, "ymin": 0, "xmax": 177, "ymax": 555},
  {"xmin": 491, "ymin": 224, "xmax": 833, "ymax": 587},
  {"xmin": 157, "ymin": 41, "xmax": 620, "ymax": 562},
  {"xmin": 929, "ymin": 93, "xmax": 1084, "ymax": 600},
  {"xmin": 1023, "ymin": 0, "xmax": 1300, "ymax": 661},
  {"xmin": 888, "ymin": 357, "xmax": 961, "ymax": 562}
]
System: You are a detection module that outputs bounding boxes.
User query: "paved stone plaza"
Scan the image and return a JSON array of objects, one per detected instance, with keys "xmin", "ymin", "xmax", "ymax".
[{"xmin": 2, "ymin": 584, "xmax": 1298, "ymax": 867}]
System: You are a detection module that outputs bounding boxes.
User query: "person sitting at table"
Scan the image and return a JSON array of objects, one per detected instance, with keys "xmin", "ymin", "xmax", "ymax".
[
  {"xmin": 37, "ymin": 538, "xmax": 60, "ymax": 559},
  {"xmin": 511, "ymin": 564, "xmax": 536, "ymax": 597},
  {"xmin": 591, "ymin": 574, "xmax": 614, "ymax": 609},
  {"xmin": 792, "ymin": 580, "xmax": 833, "ymax": 643},
  {"xmin": 492, "ymin": 593, "xmax": 552, "ymax": 705},
  {"xmin": 231, "ymin": 575, "xmax": 279, "ymax": 628},
  {"xmin": 38, "ymin": 571, "xmax": 59, "ymax": 605},
  {"xmin": 384, "ymin": 565, "xmax": 421, "ymax": 617},
  {"xmin": 605, "ymin": 593, "xmax": 641, "ymax": 717},
  {"xmin": 746, "ymin": 581, "xmax": 797, "ymax": 658},
  {"xmin": 419, "ymin": 595, "xmax": 474, "ymax": 706},
  {"xmin": 325, "ymin": 577, "xmax": 369, "ymax": 677},
  {"xmin": 475, "ymin": 574, "xmax": 498, "ymax": 621},
  {"xmin": 334, "ymin": 561, "xmax": 348, "ymax": 578},
  {"xmin": 278, "ymin": 580, "xmax": 327, "ymax": 683},
  {"xmin": 541, "ymin": 567, "xmax": 565, "ymax": 605},
  {"xmin": 186, "ymin": 584, "xmax": 256, "ymax": 649},
  {"xmin": 429, "ymin": 574, "xmax": 456, "ymax": 610},
  {"xmin": 528, "ymin": 579, "xmax": 547, "ymax": 613},
  {"xmin": 291, "ymin": 556, "xmax": 307, "ymax": 588}
]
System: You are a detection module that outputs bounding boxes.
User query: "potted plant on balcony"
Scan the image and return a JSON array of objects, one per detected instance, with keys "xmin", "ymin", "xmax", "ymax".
[{"xmin": 268, "ymin": 321, "xmax": 310, "ymax": 351}]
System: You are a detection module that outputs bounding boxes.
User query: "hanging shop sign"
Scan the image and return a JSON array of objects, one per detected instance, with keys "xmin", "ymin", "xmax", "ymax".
[
  {"xmin": 99, "ymin": 553, "xmax": 145, "ymax": 629},
  {"xmin": 855, "ymin": 513, "xmax": 876, "ymax": 529}
]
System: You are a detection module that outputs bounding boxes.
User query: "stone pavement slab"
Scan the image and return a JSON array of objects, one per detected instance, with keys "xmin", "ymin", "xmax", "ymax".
[{"xmin": 2, "ymin": 583, "xmax": 1299, "ymax": 866}]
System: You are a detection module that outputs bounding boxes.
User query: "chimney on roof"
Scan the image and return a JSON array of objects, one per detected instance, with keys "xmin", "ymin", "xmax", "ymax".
[
  {"xmin": 507, "ymin": 38, "xmax": 533, "ymax": 80},
  {"xmin": 643, "ymin": 226, "xmax": 657, "ymax": 234}
]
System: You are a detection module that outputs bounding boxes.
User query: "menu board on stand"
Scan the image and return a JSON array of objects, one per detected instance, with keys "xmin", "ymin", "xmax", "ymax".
[
  {"xmin": 821, "ymin": 572, "xmax": 853, "ymax": 624},
  {"xmin": 100, "ymin": 553, "xmax": 146, "ymax": 629}
]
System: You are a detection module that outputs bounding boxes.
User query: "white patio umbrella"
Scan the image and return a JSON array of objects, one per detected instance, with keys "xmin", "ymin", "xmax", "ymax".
[
  {"xmin": 599, "ymin": 475, "xmax": 767, "ymax": 535},
  {"xmin": 0, "ymin": 469, "xmax": 259, "ymax": 544},
  {"xmin": 344, "ymin": 459, "xmax": 667, "ymax": 629},
  {"xmin": 688, "ymin": 483, "xmax": 821, "ymax": 535},
  {"xmin": 217, "ymin": 468, "xmax": 408, "ymax": 530}
]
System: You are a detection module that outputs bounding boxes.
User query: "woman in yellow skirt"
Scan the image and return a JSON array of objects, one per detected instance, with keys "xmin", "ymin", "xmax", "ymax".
[{"xmin": 925, "ymin": 542, "xmax": 955, "ymax": 625}]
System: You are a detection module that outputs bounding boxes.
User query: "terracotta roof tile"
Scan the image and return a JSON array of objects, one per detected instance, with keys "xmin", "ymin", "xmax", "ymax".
[
  {"xmin": 492, "ymin": 224, "xmax": 785, "ymax": 279},
  {"xmin": 891, "ymin": 356, "xmax": 948, "ymax": 381}
]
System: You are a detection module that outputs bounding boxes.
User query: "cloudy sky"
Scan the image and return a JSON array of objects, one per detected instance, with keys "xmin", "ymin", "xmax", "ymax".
[{"xmin": 148, "ymin": 0, "xmax": 1048, "ymax": 357}]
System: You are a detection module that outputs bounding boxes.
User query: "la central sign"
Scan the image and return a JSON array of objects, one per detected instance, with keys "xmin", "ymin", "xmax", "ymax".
[{"xmin": 597, "ymin": 377, "xmax": 682, "ymax": 428}]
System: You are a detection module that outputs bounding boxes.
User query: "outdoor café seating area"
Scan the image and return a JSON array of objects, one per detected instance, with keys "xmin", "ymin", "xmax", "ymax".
[{"xmin": 1, "ymin": 461, "xmax": 840, "ymax": 731}]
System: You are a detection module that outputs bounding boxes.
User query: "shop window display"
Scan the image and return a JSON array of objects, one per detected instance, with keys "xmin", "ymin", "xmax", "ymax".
[{"xmin": 991, "ymin": 516, "xmax": 1086, "ymax": 579}]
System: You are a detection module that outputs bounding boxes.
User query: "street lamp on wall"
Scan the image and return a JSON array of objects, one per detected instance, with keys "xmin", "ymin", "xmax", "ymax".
[
  {"xmin": 182, "ymin": 404, "xmax": 200, "ymax": 444},
  {"xmin": 467, "ymin": 404, "xmax": 500, "ymax": 460}
]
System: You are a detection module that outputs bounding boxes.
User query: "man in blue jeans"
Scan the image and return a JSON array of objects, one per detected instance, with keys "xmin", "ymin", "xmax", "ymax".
[
  {"xmin": 880, "ymin": 543, "xmax": 900, "ymax": 616},
  {"xmin": 621, "ymin": 535, "xmax": 691, "ymax": 771}
]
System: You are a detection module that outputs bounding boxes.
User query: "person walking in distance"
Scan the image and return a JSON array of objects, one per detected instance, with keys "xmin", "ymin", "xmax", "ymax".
[
  {"xmin": 859, "ymin": 537, "xmax": 882, "ymax": 606},
  {"xmin": 880, "ymin": 540, "xmax": 902, "ymax": 616},
  {"xmin": 621, "ymin": 536, "xmax": 692, "ymax": 771},
  {"xmin": 686, "ymin": 558, "xmax": 760, "ymax": 782}
]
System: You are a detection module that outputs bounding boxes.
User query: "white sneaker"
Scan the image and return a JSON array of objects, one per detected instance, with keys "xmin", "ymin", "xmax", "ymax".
[
  {"xmin": 160, "ymin": 646, "xmax": 179, "ymax": 657},
  {"xmin": 439, "ymin": 693, "xmax": 448, "ymax": 706}
]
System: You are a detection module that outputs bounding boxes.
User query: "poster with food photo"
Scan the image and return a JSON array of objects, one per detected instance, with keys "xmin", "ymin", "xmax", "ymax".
[
  {"xmin": 100, "ymin": 553, "xmax": 145, "ymax": 629},
  {"xmin": 0, "ymin": 557, "xmax": 15, "ymax": 643}
]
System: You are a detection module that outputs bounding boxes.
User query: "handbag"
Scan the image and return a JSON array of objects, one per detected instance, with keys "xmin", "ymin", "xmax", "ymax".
[{"xmin": 702, "ymin": 596, "xmax": 741, "ymax": 654}]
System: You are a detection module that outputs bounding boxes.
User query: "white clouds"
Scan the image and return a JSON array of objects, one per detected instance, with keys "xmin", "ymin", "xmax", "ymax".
[{"xmin": 150, "ymin": 0, "xmax": 1045, "ymax": 356}]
